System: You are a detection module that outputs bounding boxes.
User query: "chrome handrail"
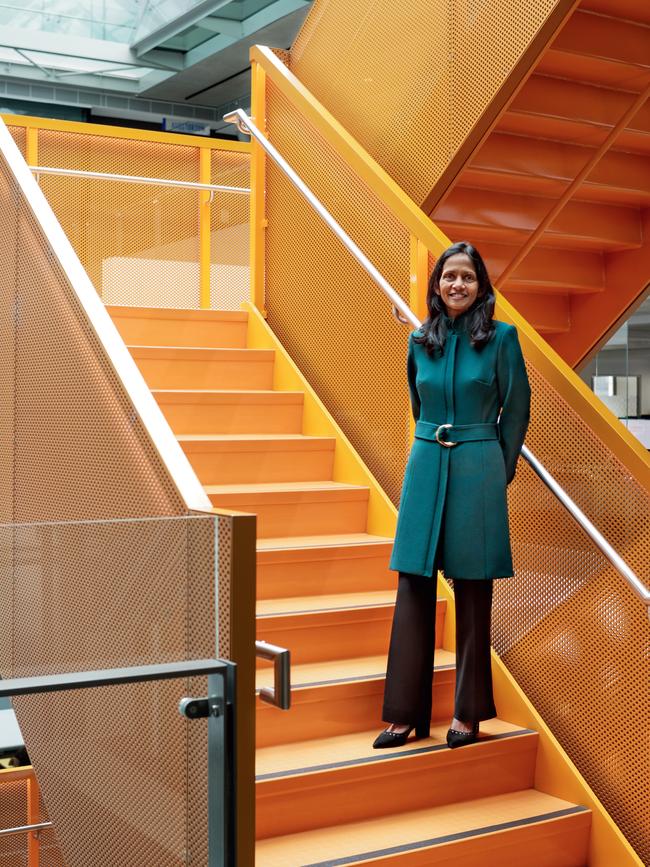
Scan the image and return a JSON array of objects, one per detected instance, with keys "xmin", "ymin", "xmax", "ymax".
[
  {"xmin": 224, "ymin": 109, "xmax": 419, "ymax": 331},
  {"xmin": 225, "ymin": 107, "xmax": 650, "ymax": 614},
  {"xmin": 0, "ymin": 821, "xmax": 53, "ymax": 837},
  {"xmin": 29, "ymin": 165, "xmax": 250, "ymax": 204}
]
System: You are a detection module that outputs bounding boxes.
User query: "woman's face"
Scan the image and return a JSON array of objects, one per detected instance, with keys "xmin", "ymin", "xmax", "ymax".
[{"xmin": 434, "ymin": 253, "xmax": 480, "ymax": 318}]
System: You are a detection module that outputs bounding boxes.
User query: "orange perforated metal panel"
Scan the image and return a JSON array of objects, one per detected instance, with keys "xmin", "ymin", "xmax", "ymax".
[
  {"xmin": 0, "ymin": 777, "xmax": 30, "ymax": 867},
  {"xmin": 210, "ymin": 150, "xmax": 251, "ymax": 310},
  {"xmin": 0, "ymin": 770, "xmax": 64, "ymax": 866},
  {"xmin": 491, "ymin": 361, "xmax": 650, "ymax": 865},
  {"xmin": 291, "ymin": 0, "xmax": 564, "ymax": 205},
  {"xmin": 1, "ymin": 170, "xmax": 183, "ymax": 520},
  {"xmin": 38, "ymin": 129, "xmax": 202, "ymax": 308},
  {"xmin": 265, "ymin": 77, "xmax": 413, "ymax": 502},
  {"xmin": 5, "ymin": 126, "xmax": 25, "ymax": 157}
]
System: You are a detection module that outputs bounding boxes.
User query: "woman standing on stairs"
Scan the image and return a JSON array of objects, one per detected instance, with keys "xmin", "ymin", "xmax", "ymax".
[{"xmin": 373, "ymin": 241, "xmax": 531, "ymax": 750}]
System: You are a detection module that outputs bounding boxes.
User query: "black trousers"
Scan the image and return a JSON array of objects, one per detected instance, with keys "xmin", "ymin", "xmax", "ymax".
[{"xmin": 382, "ymin": 560, "xmax": 497, "ymax": 726}]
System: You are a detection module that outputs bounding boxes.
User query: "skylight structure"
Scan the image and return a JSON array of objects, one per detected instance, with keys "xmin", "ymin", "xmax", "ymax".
[{"xmin": 0, "ymin": 0, "xmax": 309, "ymax": 95}]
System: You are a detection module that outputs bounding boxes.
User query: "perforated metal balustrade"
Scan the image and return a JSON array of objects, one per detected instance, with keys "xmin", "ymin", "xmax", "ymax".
[
  {"xmin": 8, "ymin": 122, "xmax": 250, "ymax": 310},
  {"xmin": 0, "ymin": 125, "xmax": 250, "ymax": 864}
]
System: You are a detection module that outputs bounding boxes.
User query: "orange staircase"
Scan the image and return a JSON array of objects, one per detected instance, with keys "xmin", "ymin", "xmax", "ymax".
[
  {"xmin": 429, "ymin": 0, "xmax": 650, "ymax": 367},
  {"xmin": 109, "ymin": 304, "xmax": 593, "ymax": 865}
]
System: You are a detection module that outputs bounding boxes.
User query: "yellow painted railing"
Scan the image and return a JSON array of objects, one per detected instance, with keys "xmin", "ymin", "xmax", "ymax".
[{"xmin": 4, "ymin": 114, "xmax": 251, "ymax": 310}]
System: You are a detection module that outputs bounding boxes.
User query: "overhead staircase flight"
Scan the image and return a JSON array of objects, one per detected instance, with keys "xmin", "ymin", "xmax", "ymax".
[{"xmin": 430, "ymin": 0, "xmax": 650, "ymax": 367}]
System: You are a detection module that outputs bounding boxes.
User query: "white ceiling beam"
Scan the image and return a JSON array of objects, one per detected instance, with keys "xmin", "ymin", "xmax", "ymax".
[
  {"xmin": 13, "ymin": 49, "xmax": 51, "ymax": 78},
  {"xmin": 185, "ymin": 0, "xmax": 310, "ymax": 67},
  {"xmin": 133, "ymin": 0, "xmax": 234, "ymax": 56},
  {"xmin": 136, "ymin": 69, "xmax": 177, "ymax": 93},
  {"xmin": 0, "ymin": 64, "xmax": 146, "ymax": 95},
  {"xmin": 197, "ymin": 17, "xmax": 244, "ymax": 38}
]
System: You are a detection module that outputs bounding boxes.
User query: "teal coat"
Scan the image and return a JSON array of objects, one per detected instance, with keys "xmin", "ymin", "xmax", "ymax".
[{"xmin": 389, "ymin": 311, "xmax": 531, "ymax": 579}]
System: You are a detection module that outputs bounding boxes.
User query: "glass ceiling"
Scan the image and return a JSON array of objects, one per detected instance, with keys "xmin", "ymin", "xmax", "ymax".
[
  {"xmin": 0, "ymin": 0, "xmax": 311, "ymax": 108},
  {"xmin": 0, "ymin": 1, "xmax": 155, "ymax": 82},
  {"xmin": 0, "ymin": 1, "xmax": 141, "ymax": 43},
  {"xmin": 0, "ymin": 0, "xmax": 306, "ymax": 90}
]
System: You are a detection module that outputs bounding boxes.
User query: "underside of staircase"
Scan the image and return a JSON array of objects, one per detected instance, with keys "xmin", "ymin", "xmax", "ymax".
[
  {"xmin": 109, "ymin": 304, "xmax": 593, "ymax": 866},
  {"xmin": 428, "ymin": 0, "xmax": 650, "ymax": 368}
]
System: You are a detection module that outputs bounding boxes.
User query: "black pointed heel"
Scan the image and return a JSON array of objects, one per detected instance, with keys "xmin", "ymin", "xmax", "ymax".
[
  {"xmin": 446, "ymin": 721, "xmax": 479, "ymax": 749},
  {"xmin": 372, "ymin": 722, "xmax": 430, "ymax": 749}
]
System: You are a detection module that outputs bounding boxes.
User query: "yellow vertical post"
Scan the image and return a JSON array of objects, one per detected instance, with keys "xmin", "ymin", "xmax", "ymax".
[
  {"xmin": 249, "ymin": 60, "xmax": 267, "ymax": 315},
  {"xmin": 409, "ymin": 234, "xmax": 429, "ymax": 323},
  {"xmin": 408, "ymin": 235, "xmax": 429, "ymax": 441},
  {"xmin": 199, "ymin": 147, "xmax": 212, "ymax": 309},
  {"xmin": 25, "ymin": 126, "xmax": 38, "ymax": 168},
  {"xmin": 27, "ymin": 772, "xmax": 40, "ymax": 867}
]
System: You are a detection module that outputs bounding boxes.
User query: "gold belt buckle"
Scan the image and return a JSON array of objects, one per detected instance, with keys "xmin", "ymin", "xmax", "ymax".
[{"xmin": 435, "ymin": 423, "xmax": 458, "ymax": 447}]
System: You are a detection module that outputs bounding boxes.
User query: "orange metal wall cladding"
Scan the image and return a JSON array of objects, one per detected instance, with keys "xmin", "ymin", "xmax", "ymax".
[
  {"xmin": 290, "ymin": 0, "xmax": 563, "ymax": 206},
  {"xmin": 261, "ymin": 67, "xmax": 650, "ymax": 863}
]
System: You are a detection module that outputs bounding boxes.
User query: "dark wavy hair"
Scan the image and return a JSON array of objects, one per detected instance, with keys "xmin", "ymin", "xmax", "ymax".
[{"xmin": 413, "ymin": 241, "xmax": 496, "ymax": 357}]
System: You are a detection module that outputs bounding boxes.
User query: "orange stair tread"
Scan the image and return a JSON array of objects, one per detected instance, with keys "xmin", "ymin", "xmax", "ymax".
[
  {"xmin": 503, "ymin": 280, "xmax": 602, "ymax": 295},
  {"xmin": 205, "ymin": 481, "xmax": 368, "ymax": 494},
  {"xmin": 107, "ymin": 305, "xmax": 248, "ymax": 321},
  {"xmin": 255, "ymin": 789, "xmax": 589, "ymax": 865},
  {"xmin": 257, "ymin": 590, "xmax": 398, "ymax": 616},
  {"xmin": 256, "ymin": 650, "xmax": 455, "ymax": 692},
  {"xmin": 255, "ymin": 719, "xmax": 531, "ymax": 779},
  {"xmin": 151, "ymin": 388, "xmax": 303, "ymax": 400},
  {"xmin": 257, "ymin": 533, "xmax": 393, "ymax": 551},
  {"xmin": 127, "ymin": 345, "xmax": 267, "ymax": 353},
  {"xmin": 581, "ymin": 0, "xmax": 650, "ymax": 26},
  {"xmin": 178, "ymin": 433, "xmax": 330, "ymax": 442},
  {"xmin": 462, "ymin": 167, "xmax": 650, "ymax": 207}
]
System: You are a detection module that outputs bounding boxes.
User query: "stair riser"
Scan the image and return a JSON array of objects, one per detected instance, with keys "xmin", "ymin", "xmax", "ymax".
[
  {"xmin": 256, "ymin": 604, "xmax": 444, "ymax": 666},
  {"xmin": 256, "ymin": 674, "xmax": 455, "ymax": 748},
  {"xmin": 157, "ymin": 400, "xmax": 303, "ymax": 435},
  {"xmin": 111, "ymin": 316, "xmax": 248, "ymax": 348},
  {"xmin": 257, "ymin": 548, "xmax": 395, "ymax": 599},
  {"xmin": 502, "ymin": 291, "xmax": 569, "ymax": 334},
  {"xmin": 134, "ymin": 357, "xmax": 274, "ymax": 390},
  {"xmin": 436, "ymin": 221, "xmax": 640, "ymax": 254},
  {"xmin": 293, "ymin": 812, "xmax": 591, "ymax": 866},
  {"xmin": 182, "ymin": 446, "xmax": 335, "ymax": 485},
  {"xmin": 256, "ymin": 735, "xmax": 538, "ymax": 839},
  {"xmin": 210, "ymin": 495, "xmax": 368, "ymax": 537}
]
